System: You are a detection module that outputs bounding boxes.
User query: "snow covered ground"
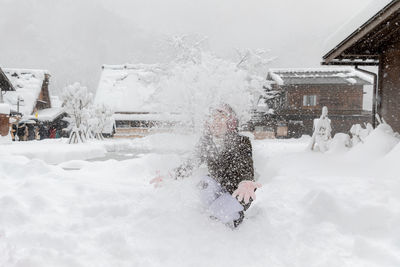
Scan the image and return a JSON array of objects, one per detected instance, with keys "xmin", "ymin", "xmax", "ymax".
[{"xmin": 0, "ymin": 129, "xmax": 400, "ymax": 267}]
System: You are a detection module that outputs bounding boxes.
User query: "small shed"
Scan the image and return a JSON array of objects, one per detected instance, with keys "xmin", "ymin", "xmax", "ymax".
[
  {"xmin": 29, "ymin": 107, "xmax": 69, "ymax": 139},
  {"xmin": 322, "ymin": 0, "xmax": 400, "ymax": 132}
]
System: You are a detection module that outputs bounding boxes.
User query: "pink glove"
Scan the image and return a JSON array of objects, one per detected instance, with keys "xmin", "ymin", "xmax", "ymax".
[
  {"xmin": 150, "ymin": 171, "xmax": 164, "ymax": 188},
  {"xmin": 232, "ymin": 181, "xmax": 262, "ymax": 204},
  {"xmin": 149, "ymin": 171, "xmax": 173, "ymax": 188}
]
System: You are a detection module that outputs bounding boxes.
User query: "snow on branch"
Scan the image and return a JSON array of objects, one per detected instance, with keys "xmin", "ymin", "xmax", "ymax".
[{"xmin": 61, "ymin": 82, "xmax": 93, "ymax": 144}]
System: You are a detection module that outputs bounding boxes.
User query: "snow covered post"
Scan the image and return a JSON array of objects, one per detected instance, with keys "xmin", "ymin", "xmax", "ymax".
[
  {"xmin": 309, "ymin": 106, "xmax": 332, "ymax": 152},
  {"xmin": 61, "ymin": 83, "xmax": 93, "ymax": 144}
]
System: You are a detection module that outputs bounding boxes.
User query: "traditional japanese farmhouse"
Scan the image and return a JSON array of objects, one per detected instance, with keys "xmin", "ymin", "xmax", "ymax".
[
  {"xmin": 0, "ymin": 67, "xmax": 68, "ymax": 140},
  {"xmin": 94, "ymin": 64, "xmax": 188, "ymax": 138},
  {"xmin": 252, "ymin": 68, "xmax": 373, "ymax": 138},
  {"xmin": 322, "ymin": 0, "xmax": 400, "ymax": 132},
  {"xmin": 2, "ymin": 68, "xmax": 52, "ymax": 116}
]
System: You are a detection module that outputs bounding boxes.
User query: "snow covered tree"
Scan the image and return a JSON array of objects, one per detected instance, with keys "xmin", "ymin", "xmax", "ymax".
[
  {"xmin": 61, "ymin": 82, "xmax": 93, "ymax": 144},
  {"xmin": 309, "ymin": 106, "xmax": 332, "ymax": 152},
  {"xmin": 167, "ymin": 35, "xmax": 208, "ymax": 64},
  {"xmin": 91, "ymin": 104, "xmax": 114, "ymax": 140},
  {"xmin": 152, "ymin": 35, "xmax": 275, "ymax": 131},
  {"xmin": 236, "ymin": 48, "xmax": 277, "ymax": 113},
  {"xmin": 236, "ymin": 48, "xmax": 275, "ymax": 77}
]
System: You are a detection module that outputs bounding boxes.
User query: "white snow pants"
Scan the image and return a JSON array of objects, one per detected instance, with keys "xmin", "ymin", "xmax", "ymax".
[{"xmin": 198, "ymin": 176, "xmax": 244, "ymax": 224}]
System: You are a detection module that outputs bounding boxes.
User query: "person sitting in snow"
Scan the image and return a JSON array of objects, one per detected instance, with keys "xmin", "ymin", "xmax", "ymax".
[{"xmin": 150, "ymin": 104, "xmax": 261, "ymax": 227}]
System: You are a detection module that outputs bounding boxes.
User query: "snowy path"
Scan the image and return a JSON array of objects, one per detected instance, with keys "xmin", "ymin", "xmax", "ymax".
[{"xmin": 0, "ymin": 133, "xmax": 400, "ymax": 267}]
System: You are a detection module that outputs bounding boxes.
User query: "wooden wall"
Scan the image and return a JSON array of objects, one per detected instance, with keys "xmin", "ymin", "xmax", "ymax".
[
  {"xmin": 0, "ymin": 114, "xmax": 9, "ymax": 136},
  {"xmin": 35, "ymin": 74, "xmax": 52, "ymax": 111},
  {"xmin": 284, "ymin": 84, "xmax": 364, "ymax": 114},
  {"xmin": 379, "ymin": 40, "xmax": 400, "ymax": 132}
]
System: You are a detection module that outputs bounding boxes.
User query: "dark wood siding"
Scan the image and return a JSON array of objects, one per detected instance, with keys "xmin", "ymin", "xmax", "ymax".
[
  {"xmin": 379, "ymin": 40, "xmax": 400, "ymax": 132},
  {"xmin": 251, "ymin": 82, "xmax": 371, "ymax": 138},
  {"xmin": 285, "ymin": 84, "xmax": 364, "ymax": 113},
  {"xmin": 34, "ymin": 73, "xmax": 52, "ymax": 111}
]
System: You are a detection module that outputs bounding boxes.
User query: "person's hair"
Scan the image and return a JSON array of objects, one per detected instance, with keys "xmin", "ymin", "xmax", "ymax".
[{"xmin": 209, "ymin": 103, "xmax": 239, "ymax": 133}]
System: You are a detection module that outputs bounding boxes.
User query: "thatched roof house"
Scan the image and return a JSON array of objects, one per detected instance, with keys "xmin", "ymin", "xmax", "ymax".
[
  {"xmin": 94, "ymin": 64, "xmax": 188, "ymax": 137},
  {"xmin": 2, "ymin": 68, "xmax": 51, "ymax": 116}
]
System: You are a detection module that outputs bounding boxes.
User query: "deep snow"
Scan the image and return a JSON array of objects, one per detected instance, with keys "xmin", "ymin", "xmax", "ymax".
[{"xmin": 0, "ymin": 130, "xmax": 399, "ymax": 267}]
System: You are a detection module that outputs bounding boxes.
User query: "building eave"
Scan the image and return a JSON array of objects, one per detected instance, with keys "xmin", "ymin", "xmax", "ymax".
[{"xmin": 323, "ymin": 0, "xmax": 400, "ymax": 65}]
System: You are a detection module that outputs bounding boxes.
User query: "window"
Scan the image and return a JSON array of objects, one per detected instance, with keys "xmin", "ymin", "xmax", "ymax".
[
  {"xmin": 116, "ymin": 121, "xmax": 130, "ymax": 128},
  {"xmin": 303, "ymin": 95, "xmax": 317, "ymax": 107}
]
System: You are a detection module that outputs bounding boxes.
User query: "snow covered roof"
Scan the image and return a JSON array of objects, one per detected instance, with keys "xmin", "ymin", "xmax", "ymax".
[
  {"xmin": 267, "ymin": 67, "xmax": 373, "ymax": 86},
  {"xmin": 28, "ymin": 107, "xmax": 65, "ymax": 122},
  {"xmin": 0, "ymin": 103, "xmax": 11, "ymax": 115},
  {"xmin": 323, "ymin": 0, "xmax": 399, "ymax": 65},
  {"xmin": 2, "ymin": 68, "xmax": 49, "ymax": 116},
  {"xmin": 94, "ymin": 64, "xmax": 168, "ymax": 113}
]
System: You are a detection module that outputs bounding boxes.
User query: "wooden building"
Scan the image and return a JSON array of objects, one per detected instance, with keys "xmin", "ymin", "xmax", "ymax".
[
  {"xmin": 0, "ymin": 68, "xmax": 63, "ymax": 140},
  {"xmin": 251, "ymin": 68, "xmax": 373, "ymax": 138},
  {"xmin": 0, "ymin": 68, "xmax": 15, "ymax": 136},
  {"xmin": 322, "ymin": 0, "xmax": 400, "ymax": 132}
]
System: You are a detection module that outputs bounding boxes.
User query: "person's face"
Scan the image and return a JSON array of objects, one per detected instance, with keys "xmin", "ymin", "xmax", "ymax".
[{"xmin": 209, "ymin": 111, "xmax": 228, "ymax": 137}]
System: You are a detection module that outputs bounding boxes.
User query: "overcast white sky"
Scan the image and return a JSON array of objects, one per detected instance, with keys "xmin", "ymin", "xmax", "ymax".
[{"xmin": 0, "ymin": 0, "xmax": 375, "ymax": 93}]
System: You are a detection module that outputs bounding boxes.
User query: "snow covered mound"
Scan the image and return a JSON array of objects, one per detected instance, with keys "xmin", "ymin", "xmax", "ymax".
[
  {"xmin": 0, "ymin": 133, "xmax": 400, "ymax": 266},
  {"xmin": 328, "ymin": 133, "xmax": 351, "ymax": 153},
  {"xmin": 347, "ymin": 124, "xmax": 399, "ymax": 161},
  {"xmin": 0, "ymin": 139, "xmax": 108, "ymax": 164},
  {"xmin": 0, "ymin": 135, "xmax": 12, "ymax": 145},
  {"xmin": 130, "ymin": 132, "xmax": 197, "ymax": 153},
  {"xmin": 380, "ymin": 137, "xmax": 400, "ymax": 174}
]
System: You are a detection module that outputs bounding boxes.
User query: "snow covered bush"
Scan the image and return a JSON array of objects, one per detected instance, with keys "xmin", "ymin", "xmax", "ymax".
[
  {"xmin": 328, "ymin": 133, "xmax": 351, "ymax": 153},
  {"xmin": 61, "ymin": 82, "xmax": 93, "ymax": 144}
]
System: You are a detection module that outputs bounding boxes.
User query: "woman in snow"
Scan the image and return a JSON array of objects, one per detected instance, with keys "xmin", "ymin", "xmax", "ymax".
[{"xmin": 151, "ymin": 104, "xmax": 261, "ymax": 227}]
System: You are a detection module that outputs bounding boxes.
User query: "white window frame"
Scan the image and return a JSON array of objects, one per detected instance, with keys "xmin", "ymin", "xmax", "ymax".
[{"xmin": 303, "ymin": 95, "xmax": 317, "ymax": 107}]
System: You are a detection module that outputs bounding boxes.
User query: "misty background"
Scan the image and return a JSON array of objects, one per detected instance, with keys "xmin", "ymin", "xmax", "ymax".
[{"xmin": 0, "ymin": 0, "xmax": 374, "ymax": 95}]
